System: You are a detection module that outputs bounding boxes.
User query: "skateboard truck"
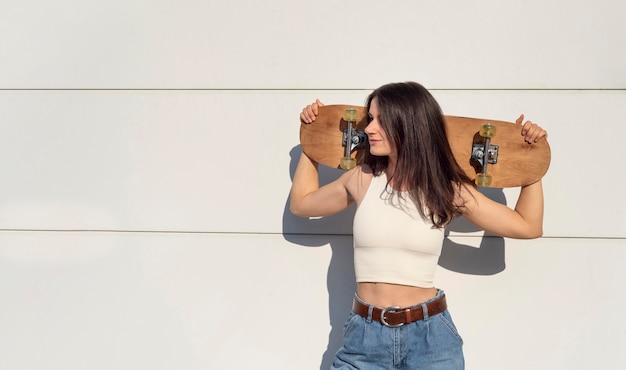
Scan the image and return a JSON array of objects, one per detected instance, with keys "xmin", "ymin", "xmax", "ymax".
[
  {"xmin": 340, "ymin": 108, "xmax": 367, "ymax": 170},
  {"xmin": 471, "ymin": 123, "xmax": 499, "ymax": 187}
]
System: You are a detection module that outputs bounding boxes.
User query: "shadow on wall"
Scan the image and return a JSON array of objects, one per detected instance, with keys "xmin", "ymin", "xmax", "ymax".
[
  {"xmin": 440, "ymin": 187, "xmax": 508, "ymax": 275},
  {"xmin": 282, "ymin": 146, "xmax": 357, "ymax": 369},
  {"xmin": 282, "ymin": 146, "xmax": 507, "ymax": 369}
]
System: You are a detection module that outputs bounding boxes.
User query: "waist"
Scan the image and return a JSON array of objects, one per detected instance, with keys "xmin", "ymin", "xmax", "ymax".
[
  {"xmin": 352, "ymin": 290, "xmax": 447, "ymax": 328},
  {"xmin": 357, "ymin": 282, "xmax": 438, "ymax": 307}
]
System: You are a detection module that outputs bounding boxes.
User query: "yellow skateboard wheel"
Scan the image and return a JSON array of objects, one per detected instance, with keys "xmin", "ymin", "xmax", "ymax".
[
  {"xmin": 343, "ymin": 108, "xmax": 358, "ymax": 122},
  {"xmin": 479, "ymin": 123, "xmax": 496, "ymax": 138},
  {"xmin": 340, "ymin": 157, "xmax": 356, "ymax": 170},
  {"xmin": 475, "ymin": 173, "xmax": 492, "ymax": 187}
]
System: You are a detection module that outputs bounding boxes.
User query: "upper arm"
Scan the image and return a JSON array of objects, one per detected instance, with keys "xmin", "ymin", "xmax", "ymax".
[
  {"xmin": 458, "ymin": 184, "xmax": 543, "ymax": 239},
  {"xmin": 290, "ymin": 169, "xmax": 355, "ymax": 218}
]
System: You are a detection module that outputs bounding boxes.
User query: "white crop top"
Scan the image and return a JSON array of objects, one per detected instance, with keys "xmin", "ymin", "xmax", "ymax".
[{"xmin": 353, "ymin": 173, "xmax": 444, "ymax": 288}]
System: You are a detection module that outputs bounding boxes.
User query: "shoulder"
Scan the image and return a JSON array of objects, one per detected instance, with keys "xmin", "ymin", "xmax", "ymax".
[
  {"xmin": 454, "ymin": 181, "xmax": 504, "ymax": 218},
  {"xmin": 340, "ymin": 164, "xmax": 374, "ymax": 188},
  {"xmin": 341, "ymin": 165, "xmax": 374, "ymax": 205},
  {"xmin": 453, "ymin": 181, "xmax": 480, "ymax": 212}
]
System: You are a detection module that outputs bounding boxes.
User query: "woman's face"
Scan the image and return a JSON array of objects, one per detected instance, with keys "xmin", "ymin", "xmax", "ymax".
[{"xmin": 365, "ymin": 97, "xmax": 396, "ymax": 159}]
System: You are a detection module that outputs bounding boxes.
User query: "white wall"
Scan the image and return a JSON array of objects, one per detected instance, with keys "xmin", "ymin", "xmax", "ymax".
[{"xmin": 0, "ymin": 1, "xmax": 624, "ymax": 369}]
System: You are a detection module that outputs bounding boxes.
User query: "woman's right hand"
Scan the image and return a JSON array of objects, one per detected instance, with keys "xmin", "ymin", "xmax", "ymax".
[{"xmin": 300, "ymin": 99, "xmax": 324, "ymax": 124}]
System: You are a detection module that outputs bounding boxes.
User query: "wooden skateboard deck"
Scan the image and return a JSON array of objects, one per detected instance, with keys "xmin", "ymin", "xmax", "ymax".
[{"xmin": 300, "ymin": 105, "xmax": 551, "ymax": 188}]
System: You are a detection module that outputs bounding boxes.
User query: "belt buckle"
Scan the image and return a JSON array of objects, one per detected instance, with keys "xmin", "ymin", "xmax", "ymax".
[{"xmin": 380, "ymin": 306, "xmax": 404, "ymax": 328}]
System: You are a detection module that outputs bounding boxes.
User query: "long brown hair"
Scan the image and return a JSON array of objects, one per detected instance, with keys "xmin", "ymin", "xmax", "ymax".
[{"xmin": 360, "ymin": 81, "xmax": 473, "ymax": 228}]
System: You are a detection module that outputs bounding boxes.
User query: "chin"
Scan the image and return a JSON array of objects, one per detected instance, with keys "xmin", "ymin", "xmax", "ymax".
[{"xmin": 369, "ymin": 150, "xmax": 390, "ymax": 157}]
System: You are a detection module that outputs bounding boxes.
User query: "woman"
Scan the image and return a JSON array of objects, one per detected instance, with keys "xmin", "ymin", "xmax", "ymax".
[{"xmin": 290, "ymin": 82, "xmax": 546, "ymax": 369}]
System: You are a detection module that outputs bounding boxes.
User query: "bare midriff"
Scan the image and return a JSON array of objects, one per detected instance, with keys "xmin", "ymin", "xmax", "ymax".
[{"xmin": 357, "ymin": 282, "xmax": 438, "ymax": 308}]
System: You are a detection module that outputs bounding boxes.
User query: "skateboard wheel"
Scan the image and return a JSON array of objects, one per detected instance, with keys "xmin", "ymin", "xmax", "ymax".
[
  {"xmin": 343, "ymin": 108, "xmax": 358, "ymax": 122},
  {"xmin": 340, "ymin": 157, "xmax": 356, "ymax": 170},
  {"xmin": 479, "ymin": 123, "xmax": 496, "ymax": 138},
  {"xmin": 475, "ymin": 174, "xmax": 492, "ymax": 187}
]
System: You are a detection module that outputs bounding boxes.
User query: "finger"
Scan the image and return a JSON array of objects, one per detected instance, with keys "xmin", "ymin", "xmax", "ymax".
[
  {"xmin": 300, "ymin": 106, "xmax": 313, "ymax": 123},
  {"xmin": 530, "ymin": 127, "xmax": 547, "ymax": 143},
  {"xmin": 312, "ymin": 99, "xmax": 324, "ymax": 115},
  {"xmin": 522, "ymin": 122, "xmax": 547, "ymax": 143},
  {"xmin": 521, "ymin": 120, "xmax": 537, "ymax": 136},
  {"xmin": 311, "ymin": 103, "xmax": 319, "ymax": 116},
  {"xmin": 302, "ymin": 103, "xmax": 318, "ymax": 123},
  {"xmin": 521, "ymin": 121, "xmax": 535, "ymax": 143},
  {"xmin": 515, "ymin": 114, "xmax": 524, "ymax": 125}
]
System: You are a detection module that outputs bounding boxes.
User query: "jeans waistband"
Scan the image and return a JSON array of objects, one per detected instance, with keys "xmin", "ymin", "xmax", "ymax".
[{"xmin": 352, "ymin": 290, "xmax": 447, "ymax": 327}]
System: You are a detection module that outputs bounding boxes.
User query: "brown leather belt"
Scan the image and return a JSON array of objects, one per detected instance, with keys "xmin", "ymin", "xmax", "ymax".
[{"xmin": 352, "ymin": 294, "xmax": 447, "ymax": 328}]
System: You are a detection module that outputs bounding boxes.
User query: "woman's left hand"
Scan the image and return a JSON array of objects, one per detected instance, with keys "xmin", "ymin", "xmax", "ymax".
[{"xmin": 516, "ymin": 114, "xmax": 548, "ymax": 144}]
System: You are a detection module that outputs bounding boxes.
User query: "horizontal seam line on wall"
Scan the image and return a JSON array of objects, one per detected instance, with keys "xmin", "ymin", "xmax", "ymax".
[
  {"xmin": 0, "ymin": 228, "xmax": 278, "ymax": 235},
  {"xmin": 0, "ymin": 229, "xmax": 624, "ymax": 240},
  {"xmin": 0, "ymin": 88, "xmax": 625, "ymax": 92}
]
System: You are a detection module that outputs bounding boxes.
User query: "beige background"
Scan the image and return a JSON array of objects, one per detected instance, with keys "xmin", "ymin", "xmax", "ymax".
[{"xmin": 1, "ymin": 1, "xmax": 625, "ymax": 369}]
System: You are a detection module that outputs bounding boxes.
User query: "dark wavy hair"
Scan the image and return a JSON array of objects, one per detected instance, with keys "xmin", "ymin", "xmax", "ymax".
[{"xmin": 360, "ymin": 81, "xmax": 473, "ymax": 228}]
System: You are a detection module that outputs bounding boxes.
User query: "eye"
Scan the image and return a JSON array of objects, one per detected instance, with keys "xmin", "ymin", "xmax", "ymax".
[{"xmin": 367, "ymin": 113, "xmax": 374, "ymax": 123}]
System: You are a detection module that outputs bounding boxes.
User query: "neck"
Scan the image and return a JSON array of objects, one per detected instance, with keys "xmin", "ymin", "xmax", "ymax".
[
  {"xmin": 386, "ymin": 155, "xmax": 397, "ymax": 175},
  {"xmin": 385, "ymin": 155, "xmax": 398, "ymax": 173}
]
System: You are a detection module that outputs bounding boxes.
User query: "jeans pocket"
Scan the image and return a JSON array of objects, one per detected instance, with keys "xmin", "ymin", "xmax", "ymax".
[
  {"xmin": 438, "ymin": 311, "xmax": 464, "ymax": 345},
  {"xmin": 342, "ymin": 311, "xmax": 361, "ymax": 337}
]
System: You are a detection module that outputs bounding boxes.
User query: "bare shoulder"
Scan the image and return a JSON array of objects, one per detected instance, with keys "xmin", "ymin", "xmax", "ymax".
[
  {"xmin": 342, "ymin": 165, "xmax": 374, "ymax": 206},
  {"xmin": 453, "ymin": 181, "xmax": 481, "ymax": 212}
]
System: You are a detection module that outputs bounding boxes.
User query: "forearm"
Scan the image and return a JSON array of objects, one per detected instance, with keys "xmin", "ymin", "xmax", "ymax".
[{"xmin": 514, "ymin": 180, "xmax": 544, "ymax": 238}]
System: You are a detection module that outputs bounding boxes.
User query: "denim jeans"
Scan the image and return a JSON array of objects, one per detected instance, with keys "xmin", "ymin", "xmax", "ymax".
[{"xmin": 331, "ymin": 290, "xmax": 464, "ymax": 370}]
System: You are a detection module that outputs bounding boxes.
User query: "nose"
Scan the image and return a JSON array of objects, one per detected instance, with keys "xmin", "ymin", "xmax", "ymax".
[{"xmin": 365, "ymin": 120, "xmax": 377, "ymax": 134}]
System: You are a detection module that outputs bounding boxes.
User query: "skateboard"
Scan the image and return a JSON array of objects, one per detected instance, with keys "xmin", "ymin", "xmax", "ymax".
[{"xmin": 299, "ymin": 105, "xmax": 550, "ymax": 188}]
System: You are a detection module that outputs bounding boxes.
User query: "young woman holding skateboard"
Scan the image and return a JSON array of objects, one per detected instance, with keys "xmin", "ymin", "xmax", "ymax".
[{"xmin": 290, "ymin": 81, "xmax": 547, "ymax": 369}]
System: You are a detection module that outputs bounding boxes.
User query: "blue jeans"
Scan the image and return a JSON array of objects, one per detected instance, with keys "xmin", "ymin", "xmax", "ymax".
[{"xmin": 331, "ymin": 290, "xmax": 464, "ymax": 370}]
